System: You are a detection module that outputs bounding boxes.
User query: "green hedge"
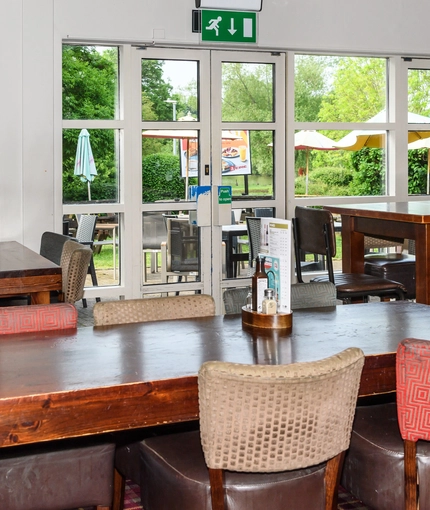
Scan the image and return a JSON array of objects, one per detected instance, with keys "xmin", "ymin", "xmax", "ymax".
[{"xmin": 142, "ymin": 153, "xmax": 185, "ymax": 202}]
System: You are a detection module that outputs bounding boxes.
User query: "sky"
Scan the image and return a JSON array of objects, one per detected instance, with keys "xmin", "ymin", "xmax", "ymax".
[{"xmin": 162, "ymin": 60, "xmax": 198, "ymax": 92}]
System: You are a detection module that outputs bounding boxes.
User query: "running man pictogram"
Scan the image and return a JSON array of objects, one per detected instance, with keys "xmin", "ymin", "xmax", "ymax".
[{"xmin": 206, "ymin": 16, "xmax": 222, "ymax": 37}]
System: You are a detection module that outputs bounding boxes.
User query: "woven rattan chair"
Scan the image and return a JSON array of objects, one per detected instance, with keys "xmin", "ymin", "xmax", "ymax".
[
  {"xmin": 93, "ymin": 294, "xmax": 215, "ymax": 326},
  {"xmin": 222, "ymin": 287, "xmax": 249, "ymax": 314},
  {"xmin": 75, "ymin": 214, "xmax": 100, "ymax": 307},
  {"xmin": 0, "ymin": 300, "xmax": 114, "ymax": 510},
  {"xmin": 293, "ymin": 206, "xmax": 407, "ymax": 303},
  {"xmin": 98, "ymin": 294, "xmax": 216, "ymax": 510},
  {"xmin": 342, "ymin": 338, "xmax": 430, "ymax": 510},
  {"xmin": 0, "ymin": 303, "xmax": 77, "ymax": 334},
  {"xmin": 59, "ymin": 240, "xmax": 92, "ymax": 305},
  {"xmin": 291, "ymin": 282, "xmax": 337, "ymax": 309},
  {"xmin": 139, "ymin": 348, "xmax": 364, "ymax": 510}
]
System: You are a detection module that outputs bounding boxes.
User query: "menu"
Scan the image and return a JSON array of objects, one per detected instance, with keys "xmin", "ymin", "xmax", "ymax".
[{"xmin": 258, "ymin": 218, "xmax": 292, "ymax": 314}]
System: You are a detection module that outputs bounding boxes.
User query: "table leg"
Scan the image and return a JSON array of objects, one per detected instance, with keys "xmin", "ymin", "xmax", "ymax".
[
  {"xmin": 340, "ymin": 215, "xmax": 364, "ymax": 273},
  {"xmin": 30, "ymin": 291, "xmax": 51, "ymax": 305},
  {"xmin": 225, "ymin": 238, "xmax": 233, "ymax": 279},
  {"xmin": 414, "ymin": 225, "xmax": 430, "ymax": 305}
]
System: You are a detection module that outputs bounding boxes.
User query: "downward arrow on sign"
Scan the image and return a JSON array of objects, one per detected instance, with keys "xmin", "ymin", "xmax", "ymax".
[{"xmin": 228, "ymin": 18, "xmax": 237, "ymax": 35}]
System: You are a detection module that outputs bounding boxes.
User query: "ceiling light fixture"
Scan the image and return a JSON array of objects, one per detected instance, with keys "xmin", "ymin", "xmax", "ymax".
[{"xmin": 195, "ymin": 0, "xmax": 262, "ymax": 12}]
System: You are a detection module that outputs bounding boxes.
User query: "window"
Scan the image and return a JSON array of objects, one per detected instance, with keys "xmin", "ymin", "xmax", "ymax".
[{"xmin": 294, "ymin": 55, "xmax": 389, "ymax": 197}]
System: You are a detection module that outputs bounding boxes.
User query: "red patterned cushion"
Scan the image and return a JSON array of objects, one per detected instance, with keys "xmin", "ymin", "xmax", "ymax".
[
  {"xmin": 397, "ymin": 338, "xmax": 430, "ymax": 441},
  {"xmin": 0, "ymin": 304, "xmax": 78, "ymax": 334}
]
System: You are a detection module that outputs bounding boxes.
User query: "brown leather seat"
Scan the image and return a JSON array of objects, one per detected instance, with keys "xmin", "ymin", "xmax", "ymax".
[
  {"xmin": 342, "ymin": 338, "xmax": 430, "ymax": 510},
  {"xmin": 342, "ymin": 403, "xmax": 430, "ymax": 510},
  {"xmin": 140, "ymin": 430, "xmax": 328, "ymax": 510},
  {"xmin": 0, "ymin": 303, "xmax": 115, "ymax": 510},
  {"xmin": 293, "ymin": 206, "xmax": 407, "ymax": 303},
  {"xmin": 0, "ymin": 438, "xmax": 115, "ymax": 510},
  {"xmin": 139, "ymin": 349, "xmax": 365, "ymax": 510},
  {"xmin": 95, "ymin": 295, "xmax": 216, "ymax": 510},
  {"xmin": 364, "ymin": 253, "xmax": 416, "ymax": 298}
]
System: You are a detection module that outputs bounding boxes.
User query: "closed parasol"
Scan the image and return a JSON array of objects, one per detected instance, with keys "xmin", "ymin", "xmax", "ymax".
[{"xmin": 74, "ymin": 129, "xmax": 98, "ymax": 201}]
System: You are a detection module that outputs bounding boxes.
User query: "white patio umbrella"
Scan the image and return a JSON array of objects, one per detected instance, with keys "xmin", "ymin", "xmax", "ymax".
[
  {"xmin": 408, "ymin": 137, "xmax": 430, "ymax": 194},
  {"xmin": 294, "ymin": 130, "xmax": 337, "ymax": 195},
  {"xmin": 334, "ymin": 110, "xmax": 430, "ymax": 151},
  {"xmin": 74, "ymin": 129, "xmax": 98, "ymax": 201}
]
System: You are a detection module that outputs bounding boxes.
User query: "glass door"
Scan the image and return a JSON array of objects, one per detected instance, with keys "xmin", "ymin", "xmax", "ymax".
[
  {"xmin": 135, "ymin": 48, "xmax": 285, "ymax": 311},
  {"xmin": 210, "ymin": 51, "xmax": 285, "ymax": 308}
]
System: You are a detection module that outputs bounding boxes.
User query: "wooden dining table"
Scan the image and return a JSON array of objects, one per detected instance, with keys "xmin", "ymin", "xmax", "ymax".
[
  {"xmin": 0, "ymin": 300, "xmax": 429, "ymax": 449},
  {"xmin": 0, "ymin": 241, "xmax": 62, "ymax": 304},
  {"xmin": 325, "ymin": 201, "xmax": 430, "ymax": 304}
]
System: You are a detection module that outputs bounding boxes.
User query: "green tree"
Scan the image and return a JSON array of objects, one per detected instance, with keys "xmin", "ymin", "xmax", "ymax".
[
  {"xmin": 349, "ymin": 148, "xmax": 385, "ymax": 196},
  {"xmin": 319, "ymin": 57, "xmax": 386, "ymax": 124},
  {"xmin": 62, "ymin": 46, "xmax": 118, "ymax": 202},
  {"xmin": 221, "ymin": 63, "xmax": 274, "ymax": 176},
  {"xmin": 294, "ymin": 55, "xmax": 333, "ymax": 122}
]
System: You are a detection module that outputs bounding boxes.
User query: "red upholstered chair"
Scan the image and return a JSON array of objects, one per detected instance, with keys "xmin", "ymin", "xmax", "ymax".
[
  {"xmin": 397, "ymin": 338, "xmax": 430, "ymax": 509},
  {"xmin": 0, "ymin": 303, "xmax": 115, "ymax": 510},
  {"xmin": 342, "ymin": 338, "xmax": 430, "ymax": 510},
  {"xmin": 0, "ymin": 303, "xmax": 78, "ymax": 334}
]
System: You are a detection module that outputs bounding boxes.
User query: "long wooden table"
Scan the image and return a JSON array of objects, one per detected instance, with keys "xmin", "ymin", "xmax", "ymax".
[
  {"xmin": 325, "ymin": 201, "xmax": 430, "ymax": 304},
  {"xmin": 0, "ymin": 300, "xmax": 429, "ymax": 449},
  {"xmin": 0, "ymin": 241, "xmax": 62, "ymax": 304}
]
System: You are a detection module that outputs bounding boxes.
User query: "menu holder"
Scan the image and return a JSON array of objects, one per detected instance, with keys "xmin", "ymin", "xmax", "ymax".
[{"xmin": 241, "ymin": 306, "xmax": 292, "ymax": 331}]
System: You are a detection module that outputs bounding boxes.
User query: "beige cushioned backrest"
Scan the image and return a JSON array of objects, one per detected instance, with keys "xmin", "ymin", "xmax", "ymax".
[
  {"xmin": 199, "ymin": 347, "xmax": 364, "ymax": 473},
  {"xmin": 61, "ymin": 240, "xmax": 92, "ymax": 304},
  {"xmin": 93, "ymin": 294, "xmax": 215, "ymax": 326}
]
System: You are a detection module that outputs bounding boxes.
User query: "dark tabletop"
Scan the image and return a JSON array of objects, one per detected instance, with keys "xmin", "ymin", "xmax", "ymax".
[{"xmin": 0, "ymin": 300, "xmax": 428, "ymax": 447}]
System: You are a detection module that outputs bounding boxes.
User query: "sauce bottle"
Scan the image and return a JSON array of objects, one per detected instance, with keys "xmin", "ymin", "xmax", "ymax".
[{"xmin": 252, "ymin": 256, "xmax": 268, "ymax": 312}]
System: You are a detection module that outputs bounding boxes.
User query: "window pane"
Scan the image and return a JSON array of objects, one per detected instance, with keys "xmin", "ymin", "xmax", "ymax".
[
  {"xmin": 294, "ymin": 55, "xmax": 387, "ymax": 123},
  {"xmin": 64, "ymin": 212, "xmax": 120, "ymax": 287},
  {"xmin": 141, "ymin": 59, "xmax": 198, "ymax": 122},
  {"xmin": 221, "ymin": 62, "xmax": 274, "ymax": 122},
  {"xmin": 294, "ymin": 130, "xmax": 387, "ymax": 197},
  {"xmin": 63, "ymin": 128, "xmax": 119, "ymax": 203},
  {"xmin": 62, "ymin": 45, "xmax": 119, "ymax": 120},
  {"xmin": 407, "ymin": 69, "xmax": 430, "ymax": 195},
  {"xmin": 142, "ymin": 130, "xmax": 199, "ymax": 203},
  {"xmin": 142, "ymin": 211, "xmax": 200, "ymax": 286},
  {"xmin": 222, "ymin": 130, "xmax": 274, "ymax": 198}
]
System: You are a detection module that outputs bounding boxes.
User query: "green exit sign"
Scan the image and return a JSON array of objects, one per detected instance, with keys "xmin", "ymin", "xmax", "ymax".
[{"xmin": 201, "ymin": 10, "xmax": 257, "ymax": 44}]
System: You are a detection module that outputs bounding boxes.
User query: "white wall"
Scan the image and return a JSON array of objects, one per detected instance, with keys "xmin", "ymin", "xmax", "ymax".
[{"xmin": 2, "ymin": 0, "xmax": 430, "ymax": 249}]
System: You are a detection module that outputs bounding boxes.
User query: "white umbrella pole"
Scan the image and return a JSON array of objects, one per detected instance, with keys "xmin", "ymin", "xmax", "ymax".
[
  {"xmin": 88, "ymin": 181, "xmax": 91, "ymax": 201},
  {"xmin": 305, "ymin": 150, "xmax": 309, "ymax": 196}
]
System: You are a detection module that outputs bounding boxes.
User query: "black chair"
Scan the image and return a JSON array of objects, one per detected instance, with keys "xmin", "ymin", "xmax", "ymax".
[
  {"xmin": 142, "ymin": 211, "xmax": 168, "ymax": 282},
  {"xmin": 40, "ymin": 231, "xmax": 75, "ymax": 265},
  {"xmin": 292, "ymin": 206, "xmax": 406, "ymax": 303},
  {"xmin": 245, "ymin": 216, "xmax": 261, "ymax": 273},
  {"xmin": 161, "ymin": 218, "xmax": 199, "ymax": 284}
]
